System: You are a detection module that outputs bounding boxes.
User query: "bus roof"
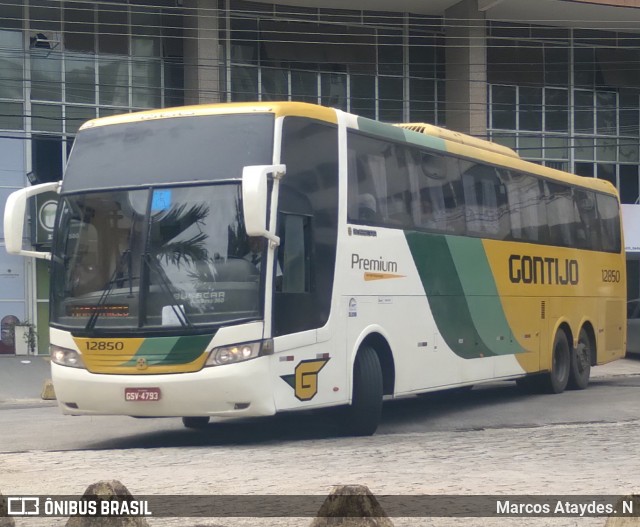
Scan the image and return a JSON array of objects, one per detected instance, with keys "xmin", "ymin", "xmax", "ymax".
[
  {"xmin": 354, "ymin": 115, "xmax": 619, "ymax": 198},
  {"xmin": 79, "ymin": 101, "xmax": 338, "ymax": 131},
  {"xmin": 396, "ymin": 122, "xmax": 520, "ymax": 159},
  {"xmin": 79, "ymin": 101, "xmax": 618, "ymax": 198}
]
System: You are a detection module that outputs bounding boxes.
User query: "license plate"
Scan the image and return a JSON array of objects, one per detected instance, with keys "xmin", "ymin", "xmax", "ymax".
[{"xmin": 124, "ymin": 387, "xmax": 161, "ymax": 402}]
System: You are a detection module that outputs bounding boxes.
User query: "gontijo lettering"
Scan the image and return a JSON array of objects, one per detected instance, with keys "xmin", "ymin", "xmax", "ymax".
[{"xmin": 509, "ymin": 255, "xmax": 578, "ymax": 285}]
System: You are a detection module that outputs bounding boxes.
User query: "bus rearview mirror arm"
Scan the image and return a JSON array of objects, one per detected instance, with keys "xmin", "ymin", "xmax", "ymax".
[
  {"xmin": 242, "ymin": 164, "xmax": 285, "ymax": 247},
  {"xmin": 4, "ymin": 181, "xmax": 61, "ymax": 261}
]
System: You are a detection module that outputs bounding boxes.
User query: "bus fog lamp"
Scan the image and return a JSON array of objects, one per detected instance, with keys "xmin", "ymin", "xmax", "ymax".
[
  {"xmin": 205, "ymin": 340, "xmax": 272, "ymax": 367},
  {"xmin": 50, "ymin": 345, "xmax": 86, "ymax": 369}
]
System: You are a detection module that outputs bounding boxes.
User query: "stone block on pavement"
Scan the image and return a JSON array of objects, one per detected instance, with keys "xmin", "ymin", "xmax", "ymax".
[
  {"xmin": 0, "ymin": 492, "xmax": 15, "ymax": 527},
  {"xmin": 309, "ymin": 485, "xmax": 394, "ymax": 527},
  {"xmin": 605, "ymin": 495, "xmax": 640, "ymax": 527},
  {"xmin": 41, "ymin": 379, "xmax": 56, "ymax": 400},
  {"xmin": 65, "ymin": 480, "xmax": 149, "ymax": 527}
]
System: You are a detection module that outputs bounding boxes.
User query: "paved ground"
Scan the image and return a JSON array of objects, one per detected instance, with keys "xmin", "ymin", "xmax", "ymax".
[
  {"xmin": 2, "ymin": 418, "xmax": 639, "ymax": 527},
  {"xmin": 0, "ymin": 355, "xmax": 52, "ymax": 404},
  {"xmin": 2, "ymin": 357, "xmax": 640, "ymax": 527}
]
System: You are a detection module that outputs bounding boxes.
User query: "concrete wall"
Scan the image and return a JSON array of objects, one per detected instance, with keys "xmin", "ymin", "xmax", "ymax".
[
  {"xmin": 183, "ymin": 0, "xmax": 223, "ymax": 104},
  {"xmin": 444, "ymin": 0, "xmax": 488, "ymax": 137}
]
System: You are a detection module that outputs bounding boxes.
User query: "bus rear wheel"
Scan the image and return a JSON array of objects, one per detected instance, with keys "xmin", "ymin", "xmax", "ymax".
[
  {"xmin": 182, "ymin": 416, "xmax": 210, "ymax": 429},
  {"xmin": 568, "ymin": 327, "xmax": 592, "ymax": 390},
  {"xmin": 341, "ymin": 346, "xmax": 383, "ymax": 436},
  {"xmin": 543, "ymin": 329, "xmax": 571, "ymax": 394}
]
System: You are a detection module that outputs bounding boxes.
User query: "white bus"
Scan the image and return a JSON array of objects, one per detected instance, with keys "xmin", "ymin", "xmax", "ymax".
[{"xmin": 4, "ymin": 102, "xmax": 626, "ymax": 435}]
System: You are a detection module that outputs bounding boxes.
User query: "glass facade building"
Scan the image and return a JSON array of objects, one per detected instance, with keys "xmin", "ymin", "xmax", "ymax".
[
  {"xmin": 487, "ymin": 22, "xmax": 640, "ymax": 206},
  {"xmin": 1, "ymin": 0, "xmax": 640, "ymax": 353}
]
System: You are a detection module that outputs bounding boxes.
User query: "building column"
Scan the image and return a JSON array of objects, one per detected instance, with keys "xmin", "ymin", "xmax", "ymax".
[
  {"xmin": 444, "ymin": 0, "xmax": 487, "ymax": 137},
  {"xmin": 183, "ymin": 0, "xmax": 222, "ymax": 104}
]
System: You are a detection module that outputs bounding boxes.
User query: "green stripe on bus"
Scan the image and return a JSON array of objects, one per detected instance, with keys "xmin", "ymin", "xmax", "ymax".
[
  {"xmin": 446, "ymin": 236, "xmax": 524, "ymax": 356},
  {"xmin": 405, "ymin": 232, "xmax": 521, "ymax": 359},
  {"xmin": 356, "ymin": 117, "xmax": 447, "ymax": 152},
  {"xmin": 163, "ymin": 334, "xmax": 213, "ymax": 365},
  {"xmin": 122, "ymin": 334, "xmax": 211, "ymax": 366}
]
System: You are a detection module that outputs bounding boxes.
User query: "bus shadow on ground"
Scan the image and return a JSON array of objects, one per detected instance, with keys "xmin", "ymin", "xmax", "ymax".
[
  {"xmin": 83, "ymin": 381, "xmax": 539, "ymax": 450},
  {"xmin": 84, "ymin": 376, "xmax": 633, "ymax": 450}
]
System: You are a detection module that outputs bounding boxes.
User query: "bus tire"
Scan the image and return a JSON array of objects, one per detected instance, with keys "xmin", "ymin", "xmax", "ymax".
[
  {"xmin": 542, "ymin": 329, "xmax": 571, "ymax": 394},
  {"xmin": 342, "ymin": 346, "xmax": 383, "ymax": 436},
  {"xmin": 182, "ymin": 416, "xmax": 210, "ymax": 429},
  {"xmin": 568, "ymin": 327, "xmax": 592, "ymax": 390}
]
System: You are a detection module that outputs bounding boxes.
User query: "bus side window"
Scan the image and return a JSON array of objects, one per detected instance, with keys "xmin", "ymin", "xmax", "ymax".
[
  {"xmin": 278, "ymin": 213, "xmax": 311, "ymax": 294},
  {"xmin": 383, "ymin": 146, "xmax": 413, "ymax": 227},
  {"xmin": 413, "ymin": 151, "xmax": 464, "ymax": 234},
  {"xmin": 546, "ymin": 182, "xmax": 577, "ymax": 247},
  {"xmin": 504, "ymin": 171, "xmax": 548, "ymax": 244},
  {"xmin": 461, "ymin": 163, "xmax": 510, "ymax": 239},
  {"xmin": 596, "ymin": 193, "xmax": 622, "ymax": 252},
  {"xmin": 574, "ymin": 189, "xmax": 598, "ymax": 250}
]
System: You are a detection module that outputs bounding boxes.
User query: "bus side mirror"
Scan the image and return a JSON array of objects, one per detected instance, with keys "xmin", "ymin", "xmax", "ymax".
[
  {"xmin": 4, "ymin": 181, "xmax": 60, "ymax": 260},
  {"xmin": 242, "ymin": 164, "xmax": 285, "ymax": 245}
]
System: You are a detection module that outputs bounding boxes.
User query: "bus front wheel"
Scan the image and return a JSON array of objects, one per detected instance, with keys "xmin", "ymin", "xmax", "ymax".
[
  {"xmin": 568, "ymin": 327, "xmax": 592, "ymax": 390},
  {"xmin": 182, "ymin": 416, "xmax": 210, "ymax": 429},
  {"xmin": 341, "ymin": 346, "xmax": 383, "ymax": 436}
]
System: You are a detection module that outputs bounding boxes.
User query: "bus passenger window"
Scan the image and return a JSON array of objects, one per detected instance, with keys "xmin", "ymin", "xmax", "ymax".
[
  {"xmin": 413, "ymin": 152, "xmax": 464, "ymax": 234},
  {"xmin": 278, "ymin": 214, "xmax": 310, "ymax": 294},
  {"xmin": 574, "ymin": 190, "xmax": 598, "ymax": 249},
  {"xmin": 504, "ymin": 172, "xmax": 548, "ymax": 243},
  {"xmin": 596, "ymin": 193, "xmax": 622, "ymax": 252},
  {"xmin": 461, "ymin": 164, "xmax": 510, "ymax": 239},
  {"xmin": 546, "ymin": 182, "xmax": 577, "ymax": 247}
]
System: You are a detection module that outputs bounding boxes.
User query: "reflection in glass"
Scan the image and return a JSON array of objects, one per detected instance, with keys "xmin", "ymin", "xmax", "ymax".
[
  {"xmin": 51, "ymin": 185, "xmax": 262, "ymax": 332},
  {"xmin": 0, "ymin": 30, "xmax": 23, "ymax": 99},
  {"xmin": 231, "ymin": 65, "xmax": 259, "ymax": 102},
  {"xmin": 596, "ymin": 91, "xmax": 617, "ymax": 136},
  {"xmin": 574, "ymin": 90, "xmax": 594, "ymax": 134},
  {"xmin": 321, "ymin": 73, "xmax": 347, "ymax": 110},
  {"xmin": 99, "ymin": 56, "xmax": 129, "ymax": 106},
  {"xmin": 545, "ymin": 88, "xmax": 568, "ymax": 132},
  {"xmin": 378, "ymin": 76, "xmax": 403, "ymax": 122},
  {"xmin": 291, "ymin": 69, "xmax": 318, "ymax": 104},
  {"xmin": 31, "ymin": 51, "xmax": 62, "ymax": 102},
  {"xmin": 491, "ymin": 85, "xmax": 516, "ymax": 129},
  {"xmin": 132, "ymin": 60, "xmax": 161, "ymax": 108},
  {"xmin": 65, "ymin": 53, "xmax": 96, "ymax": 104},
  {"xmin": 519, "ymin": 87, "xmax": 542, "ymax": 131},
  {"xmin": 262, "ymin": 67, "xmax": 289, "ymax": 101}
]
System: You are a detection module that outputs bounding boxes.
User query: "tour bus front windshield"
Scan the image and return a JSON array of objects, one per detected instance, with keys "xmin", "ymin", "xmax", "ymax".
[
  {"xmin": 50, "ymin": 112, "xmax": 275, "ymax": 334},
  {"xmin": 50, "ymin": 184, "xmax": 266, "ymax": 334}
]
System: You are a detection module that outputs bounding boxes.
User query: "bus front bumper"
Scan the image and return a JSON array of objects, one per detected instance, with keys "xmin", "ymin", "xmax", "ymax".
[{"xmin": 51, "ymin": 358, "xmax": 276, "ymax": 418}]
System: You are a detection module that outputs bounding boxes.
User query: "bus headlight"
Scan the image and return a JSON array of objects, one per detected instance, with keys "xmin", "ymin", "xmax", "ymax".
[
  {"xmin": 50, "ymin": 345, "xmax": 86, "ymax": 369},
  {"xmin": 205, "ymin": 339, "xmax": 273, "ymax": 367}
]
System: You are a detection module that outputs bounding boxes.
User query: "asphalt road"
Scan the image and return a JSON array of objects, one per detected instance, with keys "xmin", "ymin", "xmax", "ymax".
[
  {"xmin": 1, "ymin": 372, "xmax": 639, "ymax": 452},
  {"xmin": 2, "ymin": 361, "xmax": 640, "ymax": 527}
]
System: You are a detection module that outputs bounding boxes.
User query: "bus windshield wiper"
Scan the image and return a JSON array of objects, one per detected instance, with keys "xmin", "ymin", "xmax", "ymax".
[
  {"xmin": 85, "ymin": 218, "xmax": 138, "ymax": 331},
  {"xmin": 144, "ymin": 253, "xmax": 193, "ymax": 328},
  {"xmin": 85, "ymin": 251, "xmax": 130, "ymax": 330}
]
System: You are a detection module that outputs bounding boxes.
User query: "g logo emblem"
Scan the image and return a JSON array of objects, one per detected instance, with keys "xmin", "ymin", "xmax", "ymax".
[
  {"xmin": 136, "ymin": 358, "xmax": 148, "ymax": 371},
  {"xmin": 281, "ymin": 359, "xmax": 329, "ymax": 401}
]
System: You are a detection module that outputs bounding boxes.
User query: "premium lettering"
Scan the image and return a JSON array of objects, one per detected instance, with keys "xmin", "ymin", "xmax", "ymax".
[
  {"xmin": 508, "ymin": 255, "xmax": 578, "ymax": 285},
  {"xmin": 351, "ymin": 254, "xmax": 398, "ymax": 273}
]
